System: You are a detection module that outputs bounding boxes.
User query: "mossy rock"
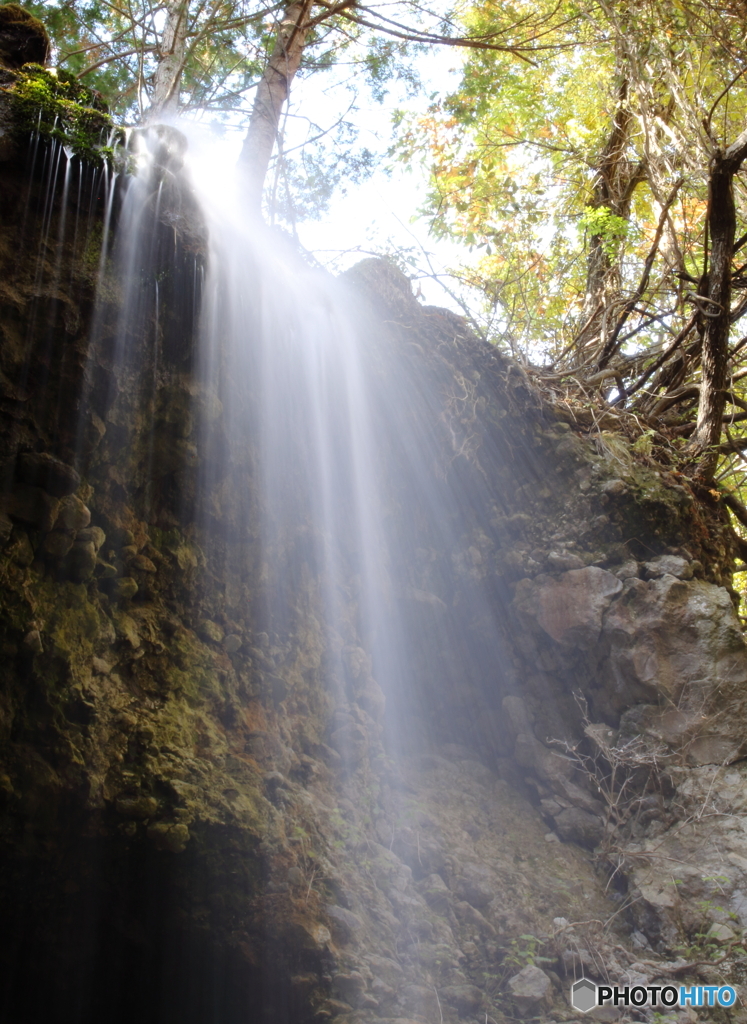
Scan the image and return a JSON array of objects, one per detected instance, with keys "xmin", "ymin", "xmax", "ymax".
[
  {"xmin": 0, "ymin": 5, "xmax": 49, "ymax": 69},
  {"xmin": 8, "ymin": 64, "xmax": 122, "ymax": 164}
]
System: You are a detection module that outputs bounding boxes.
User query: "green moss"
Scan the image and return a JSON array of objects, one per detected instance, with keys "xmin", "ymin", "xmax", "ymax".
[
  {"xmin": 34, "ymin": 578, "xmax": 104, "ymax": 681},
  {"xmin": 164, "ymin": 629, "xmax": 223, "ymax": 704},
  {"xmin": 8, "ymin": 64, "xmax": 123, "ymax": 164}
]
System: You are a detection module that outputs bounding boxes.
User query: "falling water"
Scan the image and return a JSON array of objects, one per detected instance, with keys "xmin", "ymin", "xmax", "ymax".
[{"xmin": 176, "ymin": 126, "xmax": 520, "ymax": 770}]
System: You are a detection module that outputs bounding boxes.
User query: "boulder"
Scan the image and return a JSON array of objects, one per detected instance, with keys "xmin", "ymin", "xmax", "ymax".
[
  {"xmin": 54, "ymin": 494, "xmax": 91, "ymax": 531},
  {"xmin": 507, "ymin": 964, "xmax": 552, "ymax": 1011},
  {"xmin": 518, "ymin": 567, "xmax": 622, "ymax": 647},
  {"xmin": 553, "ymin": 806, "xmax": 604, "ymax": 848}
]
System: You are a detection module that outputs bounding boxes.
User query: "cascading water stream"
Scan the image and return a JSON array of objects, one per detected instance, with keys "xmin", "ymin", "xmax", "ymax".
[{"xmin": 179, "ymin": 126, "xmax": 517, "ymax": 766}]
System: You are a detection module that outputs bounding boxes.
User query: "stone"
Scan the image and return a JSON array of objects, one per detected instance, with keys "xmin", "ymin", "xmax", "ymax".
[
  {"xmin": 452, "ymin": 862, "xmax": 495, "ymax": 908},
  {"xmin": 130, "ymin": 554, "xmax": 156, "ymax": 573},
  {"xmin": 326, "ymin": 904, "xmax": 363, "ymax": 943},
  {"xmin": 1, "ymin": 483, "xmax": 59, "ymax": 530},
  {"xmin": 643, "ymin": 554, "xmax": 693, "ymax": 580},
  {"xmin": 419, "ymin": 873, "xmax": 451, "ymax": 913},
  {"xmin": 503, "ymin": 696, "xmax": 603, "ymax": 814},
  {"xmin": 223, "ymin": 633, "xmax": 242, "ymax": 654},
  {"xmin": 355, "ymin": 674, "xmax": 386, "ymax": 721},
  {"xmin": 553, "ymin": 807, "xmax": 604, "ymax": 848},
  {"xmin": 116, "ymin": 795, "xmax": 158, "ymax": 819},
  {"xmin": 329, "ymin": 721, "xmax": 368, "ymax": 765},
  {"xmin": 42, "ymin": 530, "xmax": 75, "ymax": 559},
  {"xmin": 614, "ymin": 560, "xmax": 640, "ymax": 580},
  {"xmin": 453, "ymin": 900, "xmax": 496, "ymax": 935},
  {"xmin": 198, "ymin": 619, "xmax": 224, "ymax": 643},
  {"xmin": 399, "ymin": 984, "xmax": 440, "ymax": 1019},
  {"xmin": 365, "ymin": 955, "xmax": 403, "ymax": 991},
  {"xmin": 507, "ymin": 964, "xmax": 552, "ymax": 1010},
  {"xmin": 76, "ymin": 526, "xmax": 106, "ymax": 552},
  {"xmin": 8, "ymin": 530, "xmax": 34, "ymax": 566},
  {"xmin": 441, "ymin": 984, "xmax": 484, "ymax": 1013},
  {"xmin": 111, "ymin": 577, "xmax": 138, "ymax": 601},
  {"xmin": 288, "ymin": 921, "xmax": 331, "ymax": 950},
  {"xmin": 111, "ymin": 527, "xmax": 135, "ymax": 546},
  {"xmin": 146, "ymin": 821, "xmax": 190, "ymax": 852},
  {"xmin": 602, "ymin": 478, "xmax": 627, "ymax": 496},
  {"xmin": 602, "ymin": 575, "xmax": 747, "ymax": 755},
  {"xmin": 92, "ymin": 657, "xmax": 113, "ymax": 675},
  {"xmin": 22, "ymin": 629, "xmax": 42, "ymax": 653},
  {"xmin": 529, "ymin": 567, "xmax": 622, "ymax": 647},
  {"xmin": 0, "ymin": 512, "xmax": 12, "ymax": 545},
  {"xmin": 332, "ymin": 972, "xmax": 367, "ymax": 1003},
  {"xmin": 392, "ymin": 829, "xmax": 445, "ymax": 877},
  {"xmin": 706, "ymin": 922, "xmax": 737, "ymax": 943},
  {"xmin": 547, "ymin": 550, "xmax": 585, "ymax": 571},
  {"xmin": 54, "ymin": 494, "xmax": 91, "ymax": 532},
  {"xmin": 16, "ymin": 452, "xmax": 80, "ymax": 497},
  {"xmin": 64, "ymin": 540, "xmax": 97, "ymax": 581}
]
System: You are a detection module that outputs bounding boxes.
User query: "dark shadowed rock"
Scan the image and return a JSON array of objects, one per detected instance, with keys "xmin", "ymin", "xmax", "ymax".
[
  {"xmin": 64, "ymin": 539, "xmax": 97, "ymax": 581},
  {"xmin": 0, "ymin": 5, "xmax": 49, "ymax": 69},
  {"xmin": 41, "ymin": 530, "xmax": 75, "ymax": 560},
  {"xmin": 0, "ymin": 482, "xmax": 59, "ymax": 529},
  {"xmin": 16, "ymin": 452, "xmax": 80, "ymax": 497},
  {"xmin": 553, "ymin": 806, "xmax": 604, "ymax": 848}
]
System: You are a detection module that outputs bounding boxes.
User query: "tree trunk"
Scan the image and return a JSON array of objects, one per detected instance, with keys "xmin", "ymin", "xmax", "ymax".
[
  {"xmin": 238, "ymin": 0, "xmax": 311, "ymax": 210},
  {"xmin": 689, "ymin": 129, "xmax": 747, "ymax": 480},
  {"xmin": 151, "ymin": 1, "xmax": 189, "ymax": 118},
  {"xmin": 576, "ymin": 80, "xmax": 645, "ymax": 355}
]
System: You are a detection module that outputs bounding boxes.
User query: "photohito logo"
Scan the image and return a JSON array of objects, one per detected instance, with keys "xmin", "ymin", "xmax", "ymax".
[{"xmin": 570, "ymin": 979, "xmax": 737, "ymax": 1013}]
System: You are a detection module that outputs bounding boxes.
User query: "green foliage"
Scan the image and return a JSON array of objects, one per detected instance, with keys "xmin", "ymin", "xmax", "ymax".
[
  {"xmin": 394, "ymin": 0, "xmax": 747, "ymax": 363},
  {"xmin": 14, "ymin": 0, "xmax": 268, "ymax": 119},
  {"xmin": 503, "ymin": 933, "xmax": 551, "ymax": 969},
  {"xmin": 578, "ymin": 206, "xmax": 630, "ymax": 259},
  {"xmin": 9, "ymin": 63, "xmax": 120, "ymax": 163}
]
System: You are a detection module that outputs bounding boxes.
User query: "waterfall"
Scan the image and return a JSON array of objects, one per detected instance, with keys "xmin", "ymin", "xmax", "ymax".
[{"xmin": 177, "ymin": 124, "xmax": 516, "ymax": 768}]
